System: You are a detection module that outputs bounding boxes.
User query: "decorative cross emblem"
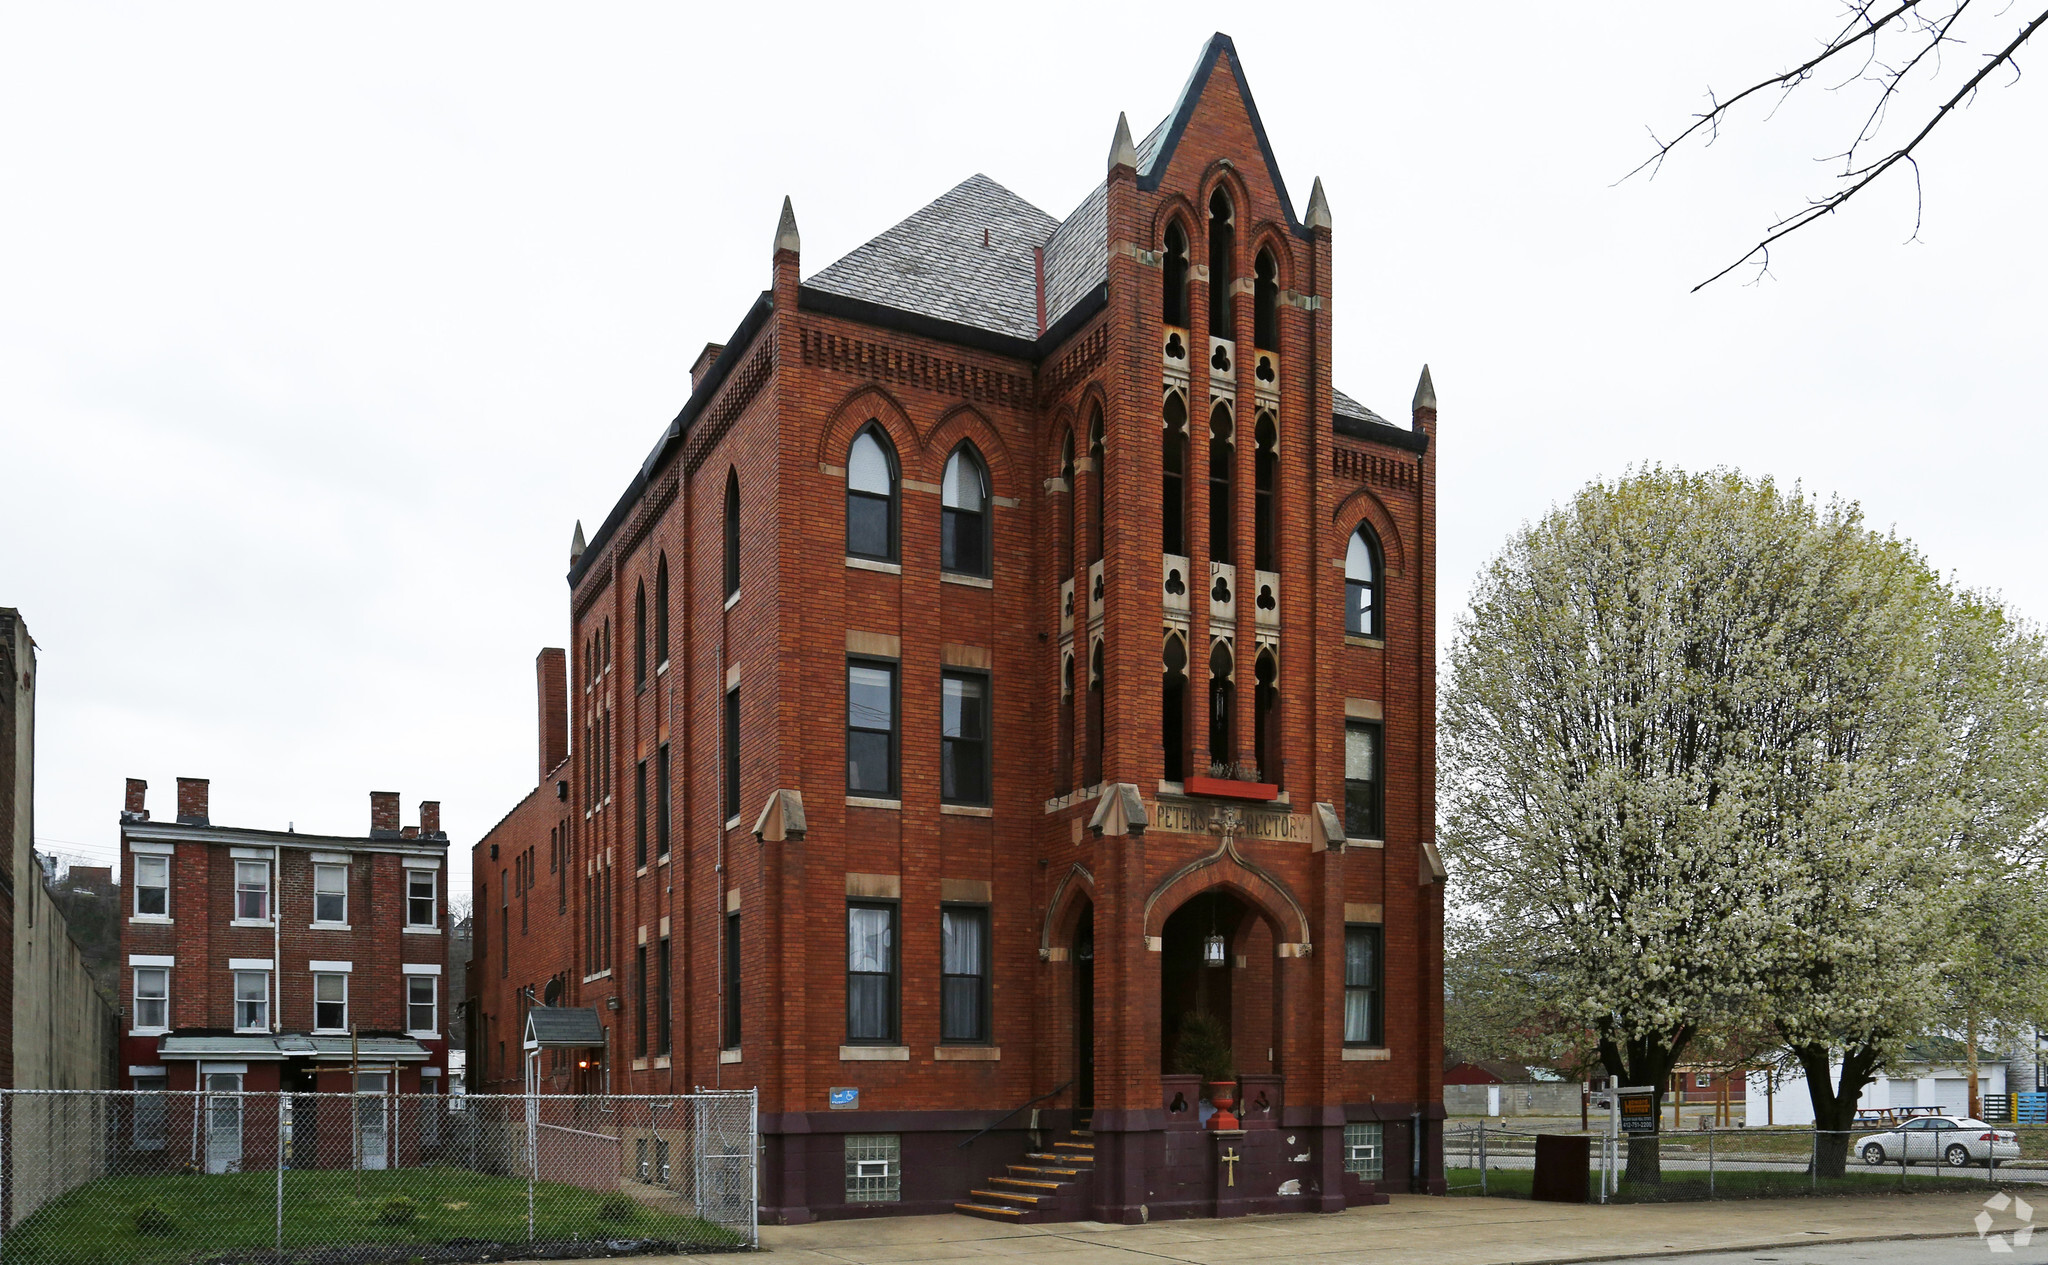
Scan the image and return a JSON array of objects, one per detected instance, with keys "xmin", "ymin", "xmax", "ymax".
[
  {"xmin": 1208, "ymin": 806, "xmax": 1244, "ymax": 846},
  {"xmin": 1219, "ymin": 1146, "xmax": 1241, "ymax": 1188}
]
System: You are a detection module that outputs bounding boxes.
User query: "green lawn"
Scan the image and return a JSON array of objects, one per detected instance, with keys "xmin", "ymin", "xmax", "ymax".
[
  {"xmin": 2, "ymin": 1166, "xmax": 746, "ymax": 1265},
  {"xmin": 1445, "ymin": 1165, "xmax": 2041, "ymax": 1202}
]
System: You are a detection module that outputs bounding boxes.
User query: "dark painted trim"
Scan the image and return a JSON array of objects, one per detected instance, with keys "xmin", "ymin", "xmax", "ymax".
[
  {"xmin": 1139, "ymin": 33, "xmax": 1310, "ymax": 240},
  {"xmin": 567, "ymin": 291, "xmax": 776, "ymax": 590},
  {"xmin": 1334, "ymin": 413, "xmax": 1431, "ymax": 454},
  {"xmin": 799, "ymin": 282, "xmax": 1110, "ymax": 367},
  {"xmin": 762, "ymin": 1110, "xmax": 1031, "ymax": 1136}
]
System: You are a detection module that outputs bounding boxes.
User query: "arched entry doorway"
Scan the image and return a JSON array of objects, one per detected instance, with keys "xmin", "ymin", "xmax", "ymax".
[{"xmin": 1158, "ymin": 888, "xmax": 1277, "ymax": 1081}]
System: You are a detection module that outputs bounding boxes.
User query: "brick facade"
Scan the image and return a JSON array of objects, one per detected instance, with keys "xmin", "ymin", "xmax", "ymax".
[{"xmin": 469, "ymin": 32, "xmax": 1443, "ymax": 1223}]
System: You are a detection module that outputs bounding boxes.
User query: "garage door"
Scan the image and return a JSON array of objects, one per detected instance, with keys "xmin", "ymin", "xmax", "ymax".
[
  {"xmin": 1932, "ymin": 1078, "xmax": 1969, "ymax": 1115},
  {"xmin": 1889, "ymin": 1079, "xmax": 1919, "ymax": 1109}
]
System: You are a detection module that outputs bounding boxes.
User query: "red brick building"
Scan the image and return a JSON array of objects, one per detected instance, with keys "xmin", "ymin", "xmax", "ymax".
[
  {"xmin": 469, "ymin": 32, "xmax": 1443, "ymax": 1222},
  {"xmin": 116, "ymin": 777, "xmax": 451, "ymax": 1170}
]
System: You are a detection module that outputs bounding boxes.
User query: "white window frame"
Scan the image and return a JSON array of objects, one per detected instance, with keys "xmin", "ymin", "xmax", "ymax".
[
  {"xmin": 132, "ymin": 1072, "xmax": 168, "ymax": 1150},
  {"xmin": 312, "ymin": 862, "xmax": 349, "ymax": 927},
  {"xmin": 233, "ymin": 859, "xmax": 272, "ymax": 925},
  {"xmin": 233, "ymin": 970, "xmax": 270, "ymax": 1033},
  {"xmin": 405, "ymin": 867, "xmax": 437, "ymax": 929},
  {"xmin": 132, "ymin": 854, "xmax": 171, "ymax": 920},
  {"xmin": 133, "ymin": 966, "xmax": 170, "ymax": 1034},
  {"xmin": 313, "ymin": 972, "xmax": 349, "ymax": 1033},
  {"xmin": 405, "ymin": 974, "xmax": 437, "ymax": 1037}
]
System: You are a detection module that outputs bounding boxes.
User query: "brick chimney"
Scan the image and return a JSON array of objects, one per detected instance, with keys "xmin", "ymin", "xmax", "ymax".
[
  {"xmin": 420, "ymin": 800, "xmax": 442, "ymax": 838},
  {"xmin": 537, "ymin": 648, "xmax": 568, "ymax": 782},
  {"xmin": 369, "ymin": 791, "xmax": 401, "ymax": 838},
  {"xmin": 124, "ymin": 777, "xmax": 149, "ymax": 820},
  {"xmin": 175, "ymin": 777, "xmax": 209, "ymax": 826},
  {"xmin": 401, "ymin": 825, "xmax": 419, "ymax": 839},
  {"xmin": 690, "ymin": 342, "xmax": 726, "ymax": 390}
]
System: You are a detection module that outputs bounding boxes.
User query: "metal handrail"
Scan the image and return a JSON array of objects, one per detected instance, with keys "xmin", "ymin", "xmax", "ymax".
[{"xmin": 957, "ymin": 1079, "xmax": 1074, "ymax": 1149}]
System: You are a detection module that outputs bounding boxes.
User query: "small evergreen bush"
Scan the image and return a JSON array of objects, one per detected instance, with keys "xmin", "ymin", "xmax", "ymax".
[
  {"xmin": 597, "ymin": 1193, "xmax": 636, "ymax": 1223},
  {"xmin": 133, "ymin": 1202, "xmax": 178, "ymax": 1237},
  {"xmin": 375, "ymin": 1195, "xmax": 422, "ymax": 1226}
]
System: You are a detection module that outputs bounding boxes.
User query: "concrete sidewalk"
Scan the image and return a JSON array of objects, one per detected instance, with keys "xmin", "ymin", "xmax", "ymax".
[{"xmin": 741, "ymin": 1190, "xmax": 2004, "ymax": 1265}]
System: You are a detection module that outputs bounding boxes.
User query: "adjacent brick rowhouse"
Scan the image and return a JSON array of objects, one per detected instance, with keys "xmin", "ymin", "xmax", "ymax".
[
  {"xmin": 469, "ymin": 32, "xmax": 1443, "ymax": 1223},
  {"xmin": 116, "ymin": 779, "xmax": 453, "ymax": 1158}
]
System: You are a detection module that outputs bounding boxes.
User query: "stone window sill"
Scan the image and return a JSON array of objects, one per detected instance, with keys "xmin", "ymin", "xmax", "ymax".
[
  {"xmin": 1345, "ymin": 635, "xmax": 1386, "ymax": 649},
  {"xmin": 720, "ymin": 1048, "xmax": 742, "ymax": 1065},
  {"xmin": 403, "ymin": 925, "xmax": 441, "ymax": 935},
  {"xmin": 654, "ymin": 1055, "xmax": 672, "ymax": 1069},
  {"xmin": 846, "ymin": 557, "xmax": 902, "ymax": 575},
  {"xmin": 1342, "ymin": 1046, "xmax": 1392, "ymax": 1062},
  {"xmin": 940, "ymin": 804, "xmax": 992, "ymax": 818},
  {"xmin": 839, "ymin": 1045, "xmax": 909, "ymax": 1062},
  {"xmin": 847, "ymin": 796, "xmax": 902, "ymax": 811},
  {"xmin": 229, "ymin": 919, "xmax": 274, "ymax": 930},
  {"xmin": 941, "ymin": 573, "xmax": 993, "ymax": 589},
  {"xmin": 310, "ymin": 923, "xmax": 352, "ymax": 932},
  {"xmin": 129, "ymin": 916, "xmax": 174, "ymax": 926},
  {"xmin": 934, "ymin": 1046, "xmax": 1000, "ymax": 1062}
]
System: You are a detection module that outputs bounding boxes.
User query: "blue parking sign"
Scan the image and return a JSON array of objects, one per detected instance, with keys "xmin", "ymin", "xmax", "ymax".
[{"xmin": 829, "ymin": 1087, "xmax": 859, "ymax": 1110}]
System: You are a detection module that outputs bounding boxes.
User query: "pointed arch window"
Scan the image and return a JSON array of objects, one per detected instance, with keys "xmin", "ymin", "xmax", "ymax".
[
  {"xmin": 1162, "ymin": 634, "xmax": 1189, "ymax": 783},
  {"xmin": 1056, "ymin": 650, "xmax": 1075, "ymax": 797},
  {"xmin": 1163, "ymin": 222, "xmax": 1190, "ymax": 327},
  {"xmin": 1346, "ymin": 525, "xmax": 1382, "ymax": 638},
  {"xmin": 847, "ymin": 426, "xmax": 898, "ymax": 562},
  {"xmin": 1084, "ymin": 639, "xmax": 1105, "ymax": 788},
  {"xmin": 1253, "ymin": 412, "xmax": 1277, "ymax": 572},
  {"xmin": 655, "ymin": 553, "xmax": 670, "ymax": 666},
  {"xmin": 1208, "ymin": 404, "xmax": 1234, "ymax": 563},
  {"xmin": 941, "ymin": 444, "xmax": 990, "ymax": 577},
  {"xmin": 723, "ymin": 469, "xmax": 741, "ymax": 599},
  {"xmin": 1207, "ymin": 640, "xmax": 1235, "ymax": 773},
  {"xmin": 1253, "ymin": 249, "xmax": 1279, "ymax": 351},
  {"xmin": 1087, "ymin": 408, "xmax": 1105, "ymax": 566},
  {"xmin": 1059, "ymin": 431, "xmax": 1076, "ymax": 575},
  {"xmin": 1207, "ymin": 189, "xmax": 1235, "ymax": 335},
  {"xmin": 633, "ymin": 580, "xmax": 647, "ymax": 688},
  {"xmin": 1253, "ymin": 648, "xmax": 1279, "ymax": 787},
  {"xmin": 1162, "ymin": 393, "xmax": 1189, "ymax": 556}
]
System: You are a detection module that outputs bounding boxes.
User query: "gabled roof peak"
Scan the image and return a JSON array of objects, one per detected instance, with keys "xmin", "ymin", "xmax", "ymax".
[{"xmin": 1138, "ymin": 32, "xmax": 1305, "ymax": 237}]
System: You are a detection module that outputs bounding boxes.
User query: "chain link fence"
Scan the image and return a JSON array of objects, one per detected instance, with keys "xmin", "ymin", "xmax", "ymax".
[
  {"xmin": 1445, "ymin": 1120, "xmax": 2048, "ymax": 1202},
  {"xmin": 0, "ymin": 1089, "xmax": 756, "ymax": 1264}
]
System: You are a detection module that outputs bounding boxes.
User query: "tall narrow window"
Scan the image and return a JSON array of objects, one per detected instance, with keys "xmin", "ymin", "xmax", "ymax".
[
  {"xmin": 655, "ymin": 742, "xmax": 671, "ymax": 858},
  {"xmin": 1207, "ymin": 188, "xmax": 1234, "ymax": 334},
  {"xmin": 133, "ymin": 1073, "xmax": 167, "ymax": 1149},
  {"xmin": 407, "ymin": 869, "xmax": 437, "ymax": 928},
  {"xmin": 634, "ymin": 580, "xmax": 647, "ymax": 687},
  {"xmin": 1163, "ymin": 635, "xmax": 1189, "ymax": 782},
  {"xmin": 724, "ymin": 685, "xmax": 741, "ymax": 821},
  {"xmin": 941, "ymin": 444, "xmax": 990, "ymax": 576},
  {"xmin": 500, "ymin": 872, "xmax": 509, "ymax": 977},
  {"xmin": 1060, "ymin": 432, "xmax": 1076, "ymax": 576},
  {"xmin": 1087, "ymin": 409, "xmax": 1105, "ymax": 565},
  {"xmin": 1208, "ymin": 640, "xmax": 1235, "ymax": 773},
  {"xmin": 634, "ymin": 759, "xmax": 648, "ymax": 868},
  {"xmin": 1253, "ymin": 248, "xmax": 1278, "ymax": 350},
  {"xmin": 1163, "ymin": 221, "xmax": 1190, "ymax": 326},
  {"xmin": 846, "ymin": 902, "xmax": 898, "ymax": 1043},
  {"xmin": 1254, "ymin": 649, "xmax": 1279, "ymax": 786},
  {"xmin": 314, "ymin": 972, "xmax": 348, "ymax": 1032},
  {"xmin": 133, "ymin": 967, "xmax": 169, "ymax": 1031},
  {"xmin": 601, "ymin": 867, "xmax": 613, "ymax": 971},
  {"xmin": 655, "ymin": 936, "xmax": 672, "ymax": 1056},
  {"xmin": 846, "ymin": 426, "xmax": 898, "ymax": 561},
  {"xmin": 1085, "ymin": 640, "xmax": 1105, "ymax": 788},
  {"xmin": 940, "ymin": 671, "xmax": 989, "ymax": 805},
  {"xmin": 723, "ymin": 912, "xmax": 741, "ymax": 1049},
  {"xmin": 1345, "ymin": 721, "xmax": 1383, "ymax": 839},
  {"xmin": 940, "ymin": 906, "xmax": 989, "ymax": 1044},
  {"xmin": 1056, "ymin": 652, "xmax": 1075, "ymax": 797},
  {"xmin": 133, "ymin": 854, "xmax": 169, "ymax": 917},
  {"xmin": 635, "ymin": 945, "xmax": 649, "ymax": 1057},
  {"xmin": 847, "ymin": 661, "xmax": 897, "ymax": 796},
  {"xmin": 235, "ymin": 971, "xmax": 269, "ymax": 1032},
  {"xmin": 724, "ymin": 468, "xmax": 741, "ymax": 598},
  {"xmin": 235, "ymin": 860, "xmax": 270, "ymax": 922},
  {"xmin": 1346, "ymin": 525, "xmax": 1381, "ymax": 637},
  {"xmin": 1208, "ymin": 405, "xmax": 1234, "ymax": 562},
  {"xmin": 314, "ymin": 863, "xmax": 347, "ymax": 924},
  {"xmin": 1344, "ymin": 924, "xmax": 1383, "ymax": 1045},
  {"xmin": 1254, "ymin": 412, "xmax": 1277, "ymax": 572},
  {"xmin": 1162, "ymin": 392, "xmax": 1189, "ymax": 556},
  {"xmin": 655, "ymin": 553, "xmax": 670, "ymax": 665},
  {"xmin": 408, "ymin": 975, "xmax": 436, "ymax": 1035}
]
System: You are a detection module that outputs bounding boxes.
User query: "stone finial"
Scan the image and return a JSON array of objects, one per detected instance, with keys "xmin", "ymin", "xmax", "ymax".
[
  {"xmin": 1413, "ymin": 363, "xmax": 1437, "ymax": 414},
  {"xmin": 1108, "ymin": 112, "xmax": 1138, "ymax": 172},
  {"xmin": 1087, "ymin": 783, "xmax": 1150, "ymax": 838},
  {"xmin": 1305, "ymin": 176, "xmax": 1332, "ymax": 230},
  {"xmin": 752, "ymin": 788, "xmax": 808, "ymax": 843},
  {"xmin": 570, "ymin": 520, "xmax": 586, "ymax": 564},
  {"xmin": 773, "ymin": 196, "xmax": 801, "ymax": 256}
]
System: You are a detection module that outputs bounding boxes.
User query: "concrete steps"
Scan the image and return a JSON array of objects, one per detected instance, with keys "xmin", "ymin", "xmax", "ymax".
[{"xmin": 955, "ymin": 1128, "xmax": 1095, "ymax": 1224}]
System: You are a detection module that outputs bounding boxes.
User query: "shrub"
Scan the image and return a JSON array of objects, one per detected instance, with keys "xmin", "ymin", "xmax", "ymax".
[
  {"xmin": 597, "ymin": 1193, "xmax": 636, "ymax": 1223},
  {"xmin": 1169, "ymin": 1009, "xmax": 1236, "ymax": 1086},
  {"xmin": 133, "ymin": 1202, "xmax": 178, "ymax": 1237},
  {"xmin": 375, "ymin": 1195, "xmax": 422, "ymax": 1226}
]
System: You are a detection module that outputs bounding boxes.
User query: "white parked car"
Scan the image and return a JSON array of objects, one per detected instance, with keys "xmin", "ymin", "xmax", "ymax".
[{"xmin": 1856, "ymin": 1115, "xmax": 2020, "ymax": 1167}]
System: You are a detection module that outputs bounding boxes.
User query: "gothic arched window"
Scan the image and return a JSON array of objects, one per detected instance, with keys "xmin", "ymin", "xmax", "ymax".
[
  {"xmin": 1087, "ymin": 407, "xmax": 1105, "ymax": 566},
  {"xmin": 655, "ymin": 553, "xmax": 670, "ymax": 666},
  {"xmin": 1207, "ymin": 189, "xmax": 1234, "ymax": 335},
  {"xmin": 1163, "ymin": 634, "xmax": 1189, "ymax": 783},
  {"xmin": 846, "ymin": 426, "xmax": 898, "ymax": 562},
  {"xmin": 1207, "ymin": 640, "xmax": 1235, "ymax": 773},
  {"xmin": 941, "ymin": 444, "xmax": 990, "ymax": 577},
  {"xmin": 1163, "ymin": 221, "xmax": 1190, "ymax": 327},
  {"xmin": 723, "ymin": 469, "xmax": 741, "ymax": 598},
  {"xmin": 1254, "ymin": 248, "xmax": 1279, "ymax": 351},
  {"xmin": 1254, "ymin": 648, "xmax": 1279, "ymax": 786},
  {"xmin": 633, "ymin": 580, "xmax": 647, "ymax": 688},
  {"xmin": 1208, "ymin": 404, "xmax": 1234, "ymax": 563},
  {"xmin": 1346, "ymin": 524, "xmax": 1382, "ymax": 638},
  {"xmin": 1253, "ymin": 412, "xmax": 1277, "ymax": 572},
  {"xmin": 1162, "ymin": 392, "xmax": 1189, "ymax": 556}
]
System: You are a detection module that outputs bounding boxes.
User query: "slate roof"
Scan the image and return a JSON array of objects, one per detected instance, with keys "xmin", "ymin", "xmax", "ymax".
[
  {"xmin": 1333, "ymin": 389, "xmax": 1393, "ymax": 429},
  {"xmin": 524, "ymin": 1006, "xmax": 606, "ymax": 1049}
]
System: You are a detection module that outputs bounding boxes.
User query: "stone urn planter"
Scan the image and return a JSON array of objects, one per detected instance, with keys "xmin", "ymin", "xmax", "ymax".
[{"xmin": 1207, "ymin": 1080, "xmax": 1241, "ymax": 1130}]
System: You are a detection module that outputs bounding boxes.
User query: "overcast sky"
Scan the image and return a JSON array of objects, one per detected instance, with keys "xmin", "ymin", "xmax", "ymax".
[{"xmin": 5, "ymin": 3, "xmax": 2043, "ymax": 905}]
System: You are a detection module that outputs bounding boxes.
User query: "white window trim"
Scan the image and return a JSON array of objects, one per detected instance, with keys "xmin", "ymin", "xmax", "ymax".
[
  {"xmin": 128, "ymin": 840, "xmax": 175, "ymax": 856},
  {"xmin": 312, "ymin": 972, "xmax": 350, "ymax": 1034},
  {"xmin": 233, "ymin": 970, "xmax": 271, "ymax": 1035},
  {"xmin": 402, "ymin": 925, "xmax": 443, "ymax": 936},
  {"xmin": 312, "ymin": 861, "xmax": 349, "ymax": 927},
  {"xmin": 309, "ymin": 960, "xmax": 353, "ymax": 973},
  {"xmin": 131, "ymin": 852, "xmax": 172, "ymax": 920},
  {"xmin": 229, "ymin": 918, "xmax": 277, "ymax": 929},
  {"xmin": 401, "ymin": 962, "xmax": 442, "ymax": 975},
  {"xmin": 131, "ymin": 965, "xmax": 171, "ymax": 1036},
  {"xmin": 129, "ymin": 953, "xmax": 175, "ymax": 967},
  {"xmin": 228, "ymin": 958, "xmax": 274, "ymax": 970},
  {"xmin": 309, "ymin": 923, "xmax": 354, "ymax": 931},
  {"xmin": 405, "ymin": 868, "xmax": 439, "ymax": 929},
  {"xmin": 405, "ymin": 974, "xmax": 439, "ymax": 1039},
  {"xmin": 399, "ymin": 855, "xmax": 442, "ymax": 870}
]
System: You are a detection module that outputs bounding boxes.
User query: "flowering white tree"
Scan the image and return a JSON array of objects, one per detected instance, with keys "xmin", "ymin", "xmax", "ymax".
[{"xmin": 1443, "ymin": 469, "xmax": 1943, "ymax": 1180}]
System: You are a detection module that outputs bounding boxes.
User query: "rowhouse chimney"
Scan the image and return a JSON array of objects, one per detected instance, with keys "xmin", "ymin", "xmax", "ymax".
[
  {"xmin": 401, "ymin": 825, "xmax": 419, "ymax": 839},
  {"xmin": 370, "ymin": 791, "xmax": 401, "ymax": 838},
  {"xmin": 690, "ymin": 343, "xmax": 726, "ymax": 391},
  {"xmin": 175, "ymin": 777, "xmax": 209, "ymax": 826},
  {"xmin": 420, "ymin": 800, "xmax": 442, "ymax": 838},
  {"xmin": 537, "ymin": 648, "xmax": 568, "ymax": 781},
  {"xmin": 124, "ymin": 778, "xmax": 149, "ymax": 820}
]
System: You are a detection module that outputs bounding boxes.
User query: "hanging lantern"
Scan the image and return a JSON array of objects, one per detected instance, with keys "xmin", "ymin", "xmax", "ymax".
[{"xmin": 1204, "ymin": 933, "xmax": 1228, "ymax": 968}]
